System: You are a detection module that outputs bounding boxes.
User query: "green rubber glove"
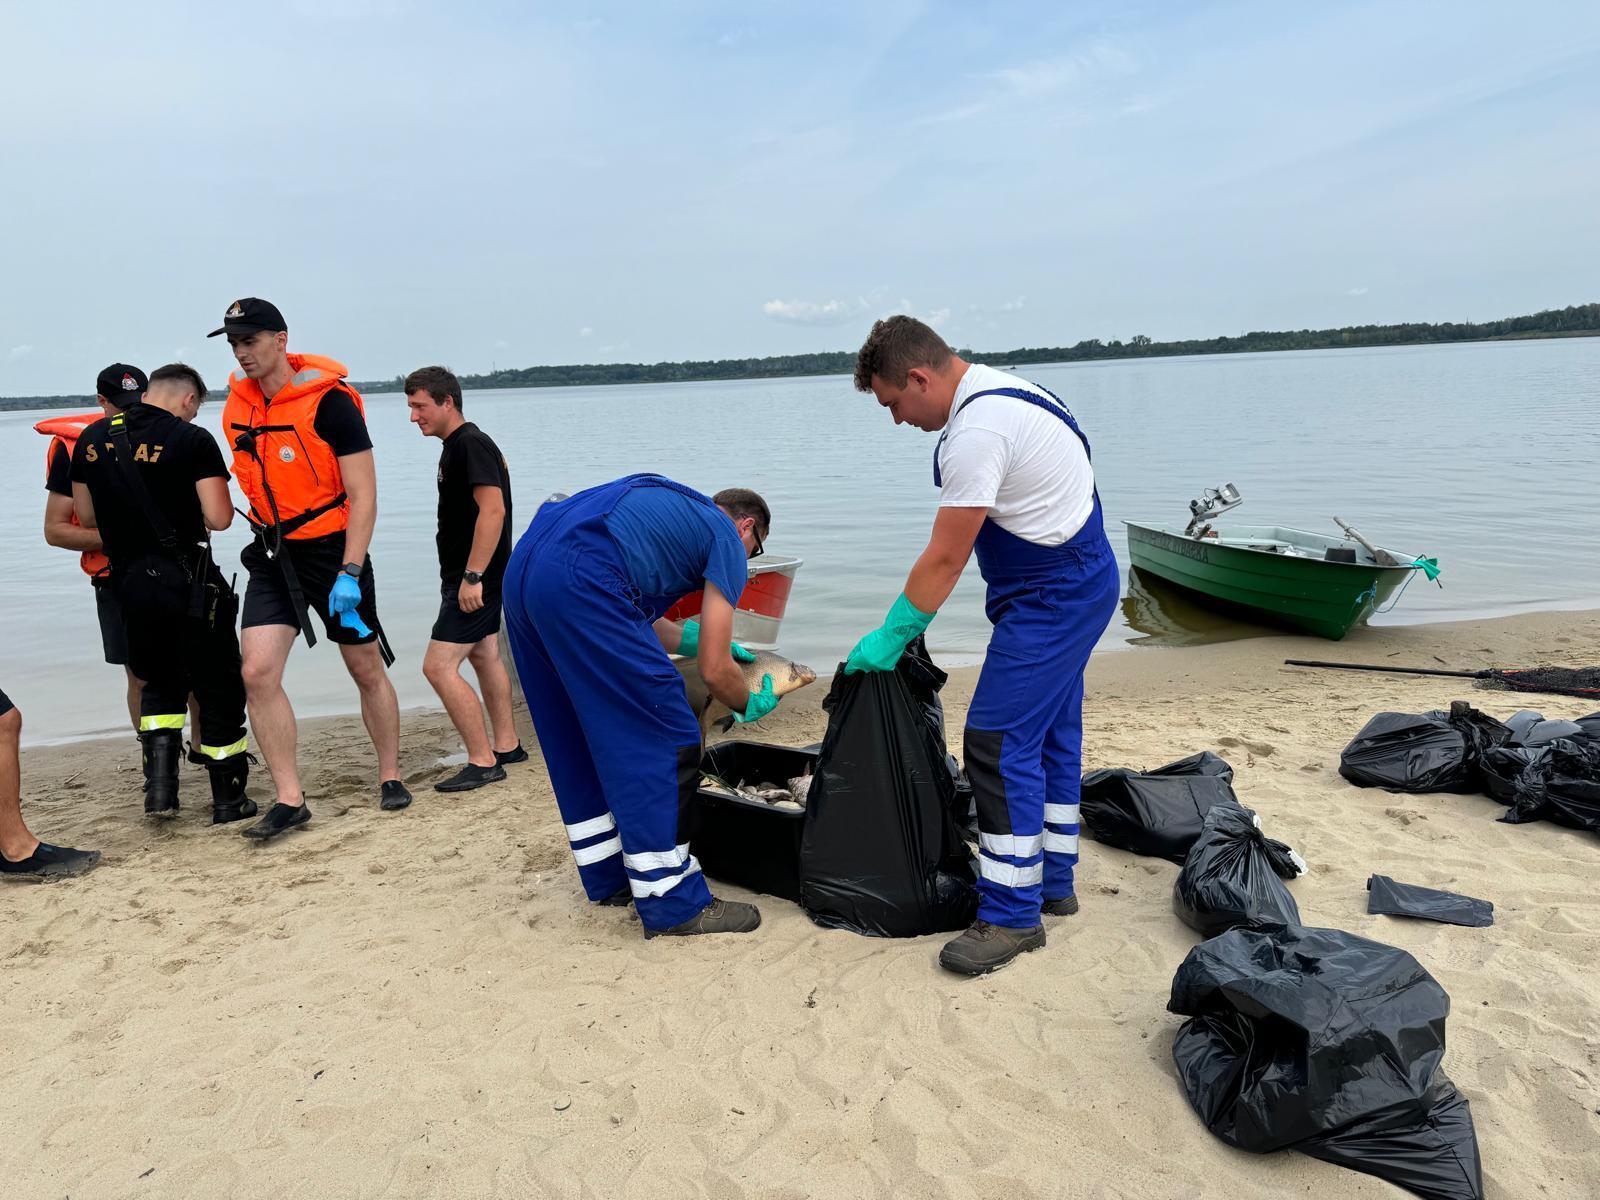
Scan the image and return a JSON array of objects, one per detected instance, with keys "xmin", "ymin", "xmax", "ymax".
[
  {"xmin": 678, "ymin": 618, "xmax": 756, "ymax": 662},
  {"xmin": 844, "ymin": 592, "xmax": 935, "ymax": 674},
  {"xmin": 733, "ymin": 674, "xmax": 779, "ymax": 724}
]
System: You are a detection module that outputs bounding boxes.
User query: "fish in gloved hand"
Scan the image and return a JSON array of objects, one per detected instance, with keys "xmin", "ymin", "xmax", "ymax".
[{"xmin": 676, "ymin": 650, "xmax": 817, "ymax": 737}]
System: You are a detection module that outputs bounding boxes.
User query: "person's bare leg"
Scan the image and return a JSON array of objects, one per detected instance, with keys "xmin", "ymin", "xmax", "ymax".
[
  {"xmin": 468, "ymin": 634, "xmax": 520, "ymax": 754},
  {"xmin": 124, "ymin": 668, "xmax": 143, "ymax": 730},
  {"xmin": 242, "ymin": 624, "xmax": 305, "ymax": 806},
  {"xmin": 340, "ymin": 642, "xmax": 400, "ymax": 783},
  {"xmin": 0, "ymin": 707, "xmax": 37, "ymax": 862},
  {"xmin": 424, "ymin": 640, "xmax": 495, "ymax": 766},
  {"xmin": 188, "ymin": 693, "xmax": 203, "ymax": 741}
]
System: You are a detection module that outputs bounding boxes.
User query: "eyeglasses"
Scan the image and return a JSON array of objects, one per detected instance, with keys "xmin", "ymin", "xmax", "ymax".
[{"xmin": 748, "ymin": 522, "xmax": 766, "ymax": 560}]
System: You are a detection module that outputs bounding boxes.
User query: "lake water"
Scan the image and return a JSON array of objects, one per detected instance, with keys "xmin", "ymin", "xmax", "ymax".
[{"xmin": 4, "ymin": 338, "xmax": 1598, "ymax": 745}]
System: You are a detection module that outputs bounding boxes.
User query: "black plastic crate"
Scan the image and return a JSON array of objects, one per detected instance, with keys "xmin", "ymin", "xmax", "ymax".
[{"xmin": 691, "ymin": 741, "xmax": 817, "ymax": 903}]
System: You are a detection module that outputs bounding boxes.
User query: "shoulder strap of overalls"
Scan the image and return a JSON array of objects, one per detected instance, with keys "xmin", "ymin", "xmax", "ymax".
[{"xmin": 933, "ymin": 383, "xmax": 1092, "ymax": 487}]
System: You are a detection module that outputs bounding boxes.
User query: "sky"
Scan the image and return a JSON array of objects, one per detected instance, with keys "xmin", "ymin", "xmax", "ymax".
[{"xmin": 2, "ymin": 0, "xmax": 1598, "ymax": 394}]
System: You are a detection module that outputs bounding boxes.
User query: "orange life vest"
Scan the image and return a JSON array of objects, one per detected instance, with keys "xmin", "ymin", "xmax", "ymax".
[
  {"xmin": 220, "ymin": 354, "xmax": 366, "ymax": 541},
  {"xmin": 34, "ymin": 412, "xmax": 111, "ymax": 579}
]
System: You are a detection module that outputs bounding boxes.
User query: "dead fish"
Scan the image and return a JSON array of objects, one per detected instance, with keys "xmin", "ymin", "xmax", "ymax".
[
  {"xmin": 787, "ymin": 774, "xmax": 814, "ymax": 804},
  {"xmin": 675, "ymin": 650, "xmax": 817, "ymax": 737}
]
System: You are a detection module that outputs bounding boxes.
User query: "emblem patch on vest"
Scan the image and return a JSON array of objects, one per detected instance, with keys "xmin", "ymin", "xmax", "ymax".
[{"xmin": 279, "ymin": 446, "xmax": 296, "ymax": 463}]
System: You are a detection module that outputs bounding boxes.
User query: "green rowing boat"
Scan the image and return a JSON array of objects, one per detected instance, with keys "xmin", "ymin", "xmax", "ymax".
[{"xmin": 1124, "ymin": 485, "xmax": 1438, "ymax": 640}]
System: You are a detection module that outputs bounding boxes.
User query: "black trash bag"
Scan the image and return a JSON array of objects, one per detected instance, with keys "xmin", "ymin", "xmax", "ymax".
[
  {"xmin": 1169, "ymin": 924, "xmax": 1485, "ymax": 1200},
  {"xmin": 1339, "ymin": 701, "xmax": 1511, "ymax": 794},
  {"xmin": 1496, "ymin": 737, "xmax": 1600, "ymax": 833},
  {"xmin": 1367, "ymin": 875, "xmax": 1494, "ymax": 928},
  {"xmin": 1479, "ymin": 710, "xmax": 1585, "ymax": 801},
  {"xmin": 798, "ymin": 640, "xmax": 977, "ymax": 937},
  {"xmin": 900, "ymin": 634, "xmax": 976, "ymax": 819},
  {"xmin": 1080, "ymin": 751, "xmax": 1239, "ymax": 864},
  {"xmin": 1576, "ymin": 711, "xmax": 1600, "ymax": 741},
  {"xmin": 1173, "ymin": 802, "xmax": 1304, "ymax": 937}
]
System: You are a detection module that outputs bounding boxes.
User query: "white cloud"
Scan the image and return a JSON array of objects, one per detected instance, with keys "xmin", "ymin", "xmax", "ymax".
[
  {"xmin": 925, "ymin": 307, "xmax": 952, "ymax": 328},
  {"xmin": 1347, "ymin": 287, "xmax": 1370, "ymax": 296},
  {"xmin": 985, "ymin": 43, "xmax": 1135, "ymax": 99},
  {"xmin": 579, "ymin": 326, "xmax": 594, "ymax": 337},
  {"xmin": 7, "ymin": 344, "xmax": 34, "ymax": 361},
  {"xmin": 761, "ymin": 297, "xmax": 872, "ymax": 326}
]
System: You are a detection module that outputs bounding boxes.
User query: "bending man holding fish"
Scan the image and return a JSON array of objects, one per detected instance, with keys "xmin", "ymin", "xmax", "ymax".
[
  {"xmin": 847, "ymin": 316, "xmax": 1119, "ymax": 976},
  {"xmin": 502, "ymin": 476, "xmax": 784, "ymax": 937}
]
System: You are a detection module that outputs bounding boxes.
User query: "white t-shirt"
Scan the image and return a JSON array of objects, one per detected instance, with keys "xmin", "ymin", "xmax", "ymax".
[{"xmin": 936, "ymin": 363, "xmax": 1097, "ymax": 546}]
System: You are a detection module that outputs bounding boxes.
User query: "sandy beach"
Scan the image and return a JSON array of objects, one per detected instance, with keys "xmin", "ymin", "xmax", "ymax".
[{"xmin": 5, "ymin": 608, "xmax": 1599, "ymax": 1200}]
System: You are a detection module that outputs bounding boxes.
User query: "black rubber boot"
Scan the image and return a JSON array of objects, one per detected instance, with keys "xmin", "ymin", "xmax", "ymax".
[
  {"xmin": 207, "ymin": 753, "xmax": 259, "ymax": 825},
  {"xmin": 141, "ymin": 730, "xmax": 182, "ymax": 817}
]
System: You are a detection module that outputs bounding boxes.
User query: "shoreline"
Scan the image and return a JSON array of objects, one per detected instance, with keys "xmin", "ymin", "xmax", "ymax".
[
  {"xmin": 9, "ymin": 605, "xmax": 1599, "ymax": 1197},
  {"xmin": 20, "ymin": 604, "xmax": 1600, "ymax": 750}
]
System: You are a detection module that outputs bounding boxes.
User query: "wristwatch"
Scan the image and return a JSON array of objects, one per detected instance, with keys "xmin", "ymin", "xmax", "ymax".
[
  {"xmin": 463, "ymin": 569, "xmax": 484, "ymax": 585},
  {"xmin": 340, "ymin": 562, "xmax": 362, "ymax": 579}
]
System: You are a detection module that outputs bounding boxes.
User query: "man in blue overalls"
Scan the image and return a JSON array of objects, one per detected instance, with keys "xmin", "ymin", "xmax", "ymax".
[
  {"xmin": 847, "ymin": 316, "xmax": 1120, "ymax": 975},
  {"xmin": 502, "ymin": 476, "xmax": 782, "ymax": 938}
]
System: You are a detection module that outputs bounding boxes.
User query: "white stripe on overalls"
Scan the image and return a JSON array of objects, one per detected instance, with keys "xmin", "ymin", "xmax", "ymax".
[
  {"xmin": 566, "ymin": 813, "xmax": 622, "ymax": 866},
  {"xmin": 623, "ymin": 843, "xmax": 704, "ymax": 898}
]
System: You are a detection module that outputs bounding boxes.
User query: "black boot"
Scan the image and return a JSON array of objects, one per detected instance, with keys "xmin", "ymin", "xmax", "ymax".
[
  {"xmin": 207, "ymin": 753, "xmax": 259, "ymax": 825},
  {"xmin": 141, "ymin": 730, "xmax": 182, "ymax": 817}
]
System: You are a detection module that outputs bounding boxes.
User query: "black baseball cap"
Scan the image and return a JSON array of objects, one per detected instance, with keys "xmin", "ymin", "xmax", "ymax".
[
  {"xmin": 95, "ymin": 363, "xmax": 148, "ymax": 407},
  {"xmin": 206, "ymin": 297, "xmax": 287, "ymax": 339}
]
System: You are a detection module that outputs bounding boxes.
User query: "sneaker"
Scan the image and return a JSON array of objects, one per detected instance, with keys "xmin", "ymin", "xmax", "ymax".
[
  {"xmin": 0, "ymin": 842, "xmax": 102, "ymax": 878},
  {"xmin": 938, "ymin": 920, "xmax": 1046, "ymax": 976},
  {"xmin": 380, "ymin": 780, "xmax": 414, "ymax": 810},
  {"xmin": 433, "ymin": 763, "xmax": 506, "ymax": 793},
  {"xmin": 1041, "ymin": 895, "xmax": 1080, "ymax": 917},
  {"xmin": 495, "ymin": 743, "xmax": 530, "ymax": 766},
  {"xmin": 642, "ymin": 897, "xmax": 761, "ymax": 938},
  {"xmin": 241, "ymin": 802, "xmax": 312, "ymax": 840}
]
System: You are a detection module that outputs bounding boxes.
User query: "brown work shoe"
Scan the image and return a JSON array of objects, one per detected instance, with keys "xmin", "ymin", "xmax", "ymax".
[
  {"xmin": 642, "ymin": 897, "xmax": 761, "ymax": 938},
  {"xmin": 939, "ymin": 920, "xmax": 1046, "ymax": 975},
  {"xmin": 1041, "ymin": 895, "xmax": 1080, "ymax": 917}
]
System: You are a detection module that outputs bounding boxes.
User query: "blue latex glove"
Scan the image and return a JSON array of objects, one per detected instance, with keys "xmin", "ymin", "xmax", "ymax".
[
  {"xmin": 844, "ymin": 592, "xmax": 935, "ymax": 674},
  {"xmin": 733, "ymin": 674, "xmax": 779, "ymax": 724},
  {"xmin": 328, "ymin": 574, "xmax": 372, "ymax": 638},
  {"xmin": 678, "ymin": 618, "xmax": 756, "ymax": 663}
]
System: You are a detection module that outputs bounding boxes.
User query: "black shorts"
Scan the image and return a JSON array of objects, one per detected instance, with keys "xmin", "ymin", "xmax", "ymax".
[
  {"xmin": 430, "ymin": 582, "xmax": 503, "ymax": 645},
  {"xmin": 241, "ymin": 534, "xmax": 381, "ymax": 646},
  {"xmin": 94, "ymin": 578, "xmax": 130, "ymax": 666},
  {"xmin": 0, "ymin": 687, "xmax": 13, "ymax": 719}
]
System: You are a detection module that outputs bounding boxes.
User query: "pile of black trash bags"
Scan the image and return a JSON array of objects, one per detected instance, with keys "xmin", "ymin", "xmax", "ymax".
[
  {"xmin": 1339, "ymin": 701, "xmax": 1600, "ymax": 833},
  {"xmin": 1082, "ymin": 752, "xmax": 1485, "ymax": 1200}
]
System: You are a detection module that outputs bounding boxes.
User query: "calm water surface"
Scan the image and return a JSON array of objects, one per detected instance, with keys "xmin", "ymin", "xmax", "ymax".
[{"xmin": 4, "ymin": 338, "xmax": 1597, "ymax": 744}]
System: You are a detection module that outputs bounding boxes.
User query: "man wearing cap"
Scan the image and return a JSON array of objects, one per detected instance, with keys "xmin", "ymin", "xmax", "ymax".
[
  {"xmin": 70, "ymin": 364, "xmax": 256, "ymax": 823},
  {"xmin": 37, "ymin": 364, "xmax": 150, "ymax": 729},
  {"xmin": 211, "ymin": 298, "xmax": 410, "ymax": 839}
]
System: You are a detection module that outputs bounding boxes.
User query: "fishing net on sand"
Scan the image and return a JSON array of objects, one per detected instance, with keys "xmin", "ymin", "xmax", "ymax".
[{"xmin": 1479, "ymin": 666, "xmax": 1600, "ymax": 700}]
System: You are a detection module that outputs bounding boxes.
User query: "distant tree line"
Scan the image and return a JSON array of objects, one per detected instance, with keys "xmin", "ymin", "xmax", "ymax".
[
  {"xmin": 350, "ymin": 302, "xmax": 1600, "ymax": 392},
  {"xmin": 5, "ymin": 303, "xmax": 1596, "ymax": 410}
]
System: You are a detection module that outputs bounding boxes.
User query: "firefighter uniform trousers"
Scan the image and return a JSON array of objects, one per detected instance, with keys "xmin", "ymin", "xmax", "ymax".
[
  {"xmin": 118, "ymin": 555, "xmax": 247, "ymax": 760},
  {"xmin": 501, "ymin": 480, "xmax": 712, "ymax": 932},
  {"xmin": 949, "ymin": 389, "xmax": 1120, "ymax": 928}
]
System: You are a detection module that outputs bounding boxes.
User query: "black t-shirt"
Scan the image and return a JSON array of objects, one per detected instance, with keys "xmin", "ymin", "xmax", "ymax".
[
  {"xmin": 436, "ymin": 422, "xmax": 513, "ymax": 586},
  {"xmin": 70, "ymin": 403, "xmax": 228, "ymax": 568},
  {"xmin": 312, "ymin": 388, "xmax": 373, "ymax": 456},
  {"xmin": 46, "ymin": 440, "xmax": 73, "ymax": 496}
]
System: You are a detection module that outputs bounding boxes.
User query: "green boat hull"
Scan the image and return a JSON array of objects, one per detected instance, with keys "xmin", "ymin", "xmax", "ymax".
[{"xmin": 1124, "ymin": 522, "xmax": 1415, "ymax": 640}]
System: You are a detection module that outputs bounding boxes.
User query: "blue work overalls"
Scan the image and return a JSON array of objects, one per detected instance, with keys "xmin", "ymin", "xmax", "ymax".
[
  {"xmin": 501, "ymin": 474, "xmax": 715, "ymax": 931},
  {"xmin": 936, "ymin": 386, "xmax": 1121, "ymax": 928}
]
